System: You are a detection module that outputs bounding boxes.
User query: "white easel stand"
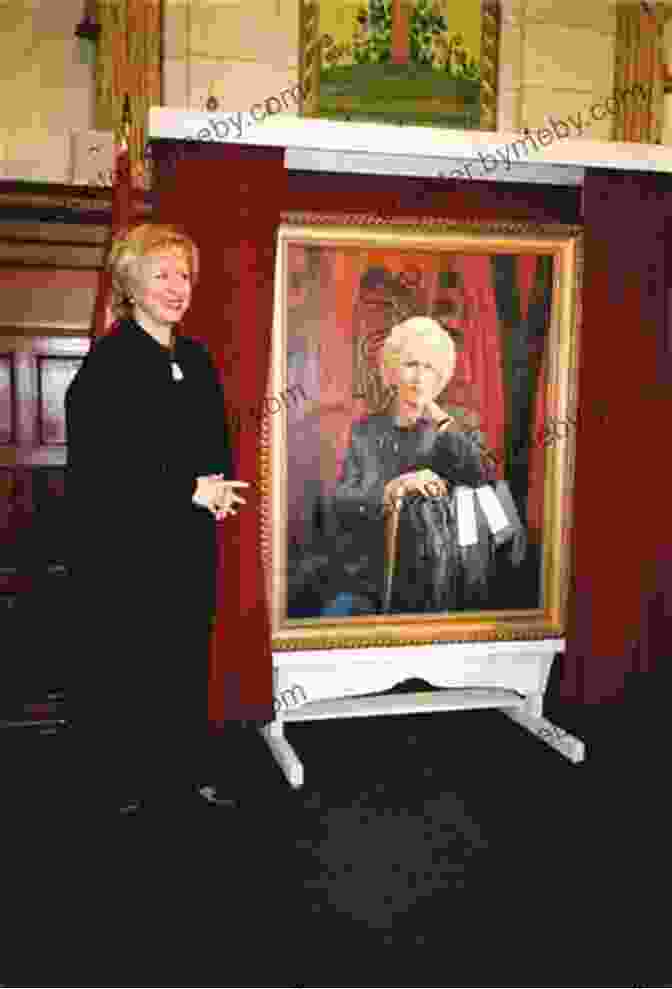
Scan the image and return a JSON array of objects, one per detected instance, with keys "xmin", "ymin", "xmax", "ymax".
[{"xmin": 259, "ymin": 639, "xmax": 584, "ymax": 788}]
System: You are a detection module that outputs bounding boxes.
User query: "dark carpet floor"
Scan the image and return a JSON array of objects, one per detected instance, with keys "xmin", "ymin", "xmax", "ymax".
[{"xmin": 2, "ymin": 673, "xmax": 669, "ymax": 988}]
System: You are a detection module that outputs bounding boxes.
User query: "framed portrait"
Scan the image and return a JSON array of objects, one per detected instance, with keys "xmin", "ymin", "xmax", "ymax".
[
  {"xmin": 298, "ymin": 0, "xmax": 501, "ymax": 130},
  {"xmin": 262, "ymin": 213, "xmax": 582, "ymax": 651}
]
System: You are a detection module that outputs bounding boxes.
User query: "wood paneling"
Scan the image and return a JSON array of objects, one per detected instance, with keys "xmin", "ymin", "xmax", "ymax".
[
  {"xmin": 0, "ymin": 334, "xmax": 88, "ymax": 597},
  {"xmin": 0, "ymin": 182, "xmax": 151, "ymax": 712},
  {"xmin": 0, "ymin": 354, "xmax": 15, "ymax": 444},
  {"xmin": 0, "ymin": 240, "xmax": 106, "ymax": 268},
  {"xmin": 0, "ymin": 180, "xmax": 151, "ymax": 225},
  {"xmin": 0, "ymin": 335, "xmax": 87, "ymax": 468},
  {"xmin": 38, "ymin": 356, "xmax": 81, "ymax": 446},
  {"xmin": 0, "ymin": 468, "xmax": 16, "ymax": 560}
]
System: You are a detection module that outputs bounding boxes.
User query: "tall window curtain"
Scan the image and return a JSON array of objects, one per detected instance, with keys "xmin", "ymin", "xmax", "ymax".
[
  {"xmin": 94, "ymin": 0, "xmax": 162, "ymax": 189},
  {"xmin": 612, "ymin": 2, "xmax": 665, "ymax": 143}
]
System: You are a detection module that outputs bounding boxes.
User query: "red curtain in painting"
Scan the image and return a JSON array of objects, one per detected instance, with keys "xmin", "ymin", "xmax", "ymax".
[
  {"xmin": 452, "ymin": 254, "xmax": 506, "ymax": 475},
  {"xmin": 319, "ymin": 250, "xmax": 364, "ymax": 491},
  {"xmin": 323, "ymin": 249, "xmax": 443, "ymax": 489},
  {"xmin": 319, "ymin": 249, "xmax": 508, "ymax": 493}
]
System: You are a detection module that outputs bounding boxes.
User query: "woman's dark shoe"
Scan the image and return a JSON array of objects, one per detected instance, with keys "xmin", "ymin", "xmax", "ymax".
[
  {"xmin": 197, "ymin": 785, "xmax": 238, "ymax": 808},
  {"xmin": 119, "ymin": 798, "xmax": 142, "ymax": 815}
]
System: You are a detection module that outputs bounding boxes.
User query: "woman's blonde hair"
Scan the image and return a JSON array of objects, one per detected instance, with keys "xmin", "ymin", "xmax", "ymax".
[
  {"xmin": 380, "ymin": 316, "xmax": 456, "ymax": 395},
  {"xmin": 106, "ymin": 223, "xmax": 200, "ymax": 322}
]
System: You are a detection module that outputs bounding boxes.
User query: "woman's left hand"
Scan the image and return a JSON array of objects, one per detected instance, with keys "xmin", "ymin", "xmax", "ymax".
[{"xmin": 211, "ymin": 479, "xmax": 250, "ymax": 520}]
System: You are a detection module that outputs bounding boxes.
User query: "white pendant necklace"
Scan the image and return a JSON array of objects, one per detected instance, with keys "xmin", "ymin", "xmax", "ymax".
[{"xmin": 171, "ymin": 361, "xmax": 183, "ymax": 381}]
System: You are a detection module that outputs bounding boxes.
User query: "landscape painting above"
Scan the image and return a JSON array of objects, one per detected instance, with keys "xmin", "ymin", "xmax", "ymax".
[{"xmin": 299, "ymin": 0, "xmax": 501, "ymax": 131}]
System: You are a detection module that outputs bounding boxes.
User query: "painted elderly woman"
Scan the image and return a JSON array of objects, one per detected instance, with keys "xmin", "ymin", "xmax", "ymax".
[
  {"xmin": 331, "ymin": 316, "xmax": 521, "ymax": 616},
  {"xmin": 65, "ymin": 223, "xmax": 247, "ymax": 816}
]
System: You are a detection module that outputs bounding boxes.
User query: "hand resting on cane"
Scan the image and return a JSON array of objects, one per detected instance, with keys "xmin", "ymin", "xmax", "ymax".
[
  {"xmin": 381, "ymin": 399, "xmax": 457, "ymax": 511},
  {"xmin": 383, "ymin": 469, "xmax": 449, "ymax": 513}
]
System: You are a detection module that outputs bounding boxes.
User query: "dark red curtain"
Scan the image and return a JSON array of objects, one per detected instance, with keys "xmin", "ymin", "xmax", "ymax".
[
  {"xmin": 562, "ymin": 169, "xmax": 672, "ymax": 702},
  {"xmin": 153, "ymin": 145, "xmax": 285, "ymax": 725}
]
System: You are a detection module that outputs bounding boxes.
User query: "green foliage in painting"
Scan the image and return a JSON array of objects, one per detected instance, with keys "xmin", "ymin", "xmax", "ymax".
[
  {"xmin": 409, "ymin": 0, "xmax": 448, "ymax": 66},
  {"xmin": 323, "ymin": 1, "xmax": 480, "ymax": 81},
  {"xmin": 317, "ymin": 1, "xmax": 482, "ymax": 128},
  {"xmin": 436, "ymin": 33, "xmax": 481, "ymax": 79},
  {"xmin": 352, "ymin": 0, "xmax": 392, "ymax": 64}
]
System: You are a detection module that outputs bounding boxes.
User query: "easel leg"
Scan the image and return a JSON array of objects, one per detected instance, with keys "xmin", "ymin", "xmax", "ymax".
[
  {"xmin": 258, "ymin": 719, "xmax": 304, "ymax": 788},
  {"xmin": 501, "ymin": 693, "xmax": 586, "ymax": 763}
]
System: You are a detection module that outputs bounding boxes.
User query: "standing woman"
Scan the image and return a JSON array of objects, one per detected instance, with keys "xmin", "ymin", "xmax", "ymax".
[{"xmin": 65, "ymin": 223, "xmax": 247, "ymax": 816}]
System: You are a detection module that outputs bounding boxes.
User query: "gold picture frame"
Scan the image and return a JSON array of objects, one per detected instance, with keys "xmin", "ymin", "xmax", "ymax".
[
  {"xmin": 263, "ymin": 213, "xmax": 582, "ymax": 651},
  {"xmin": 298, "ymin": 0, "xmax": 501, "ymax": 131}
]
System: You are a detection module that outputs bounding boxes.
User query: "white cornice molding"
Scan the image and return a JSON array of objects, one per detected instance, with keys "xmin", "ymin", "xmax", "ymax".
[
  {"xmin": 283, "ymin": 148, "xmax": 585, "ymax": 185},
  {"xmin": 149, "ymin": 107, "xmax": 672, "ymax": 184}
]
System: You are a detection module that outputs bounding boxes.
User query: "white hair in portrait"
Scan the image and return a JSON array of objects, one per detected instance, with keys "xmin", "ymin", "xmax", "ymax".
[{"xmin": 379, "ymin": 316, "xmax": 457, "ymax": 394}]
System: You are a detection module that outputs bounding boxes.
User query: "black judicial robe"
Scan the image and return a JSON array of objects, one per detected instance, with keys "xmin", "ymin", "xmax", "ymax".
[
  {"xmin": 65, "ymin": 317, "xmax": 233, "ymax": 787},
  {"xmin": 332, "ymin": 415, "xmax": 490, "ymax": 613}
]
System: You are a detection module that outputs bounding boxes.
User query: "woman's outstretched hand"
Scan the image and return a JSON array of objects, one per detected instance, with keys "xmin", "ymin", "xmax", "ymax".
[
  {"xmin": 193, "ymin": 475, "xmax": 249, "ymax": 519},
  {"xmin": 212, "ymin": 479, "xmax": 249, "ymax": 520}
]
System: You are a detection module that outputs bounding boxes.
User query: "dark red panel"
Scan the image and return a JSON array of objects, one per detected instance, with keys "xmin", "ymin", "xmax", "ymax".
[{"xmin": 563, "ymin": 168, "xmax": 672, "ymax": 703}]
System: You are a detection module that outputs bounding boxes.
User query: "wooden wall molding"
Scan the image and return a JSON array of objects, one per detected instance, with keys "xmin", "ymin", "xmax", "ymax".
[
  {"xmin": 0, "ymin": 240, "xmax": 106, "ymax": 269},
  {"xmin": 0, "ymin": 181, "xmax": 151, "ymax": 266},
  {"xmin": 0, "ymin": 180, "xmax": 151, "ymax": 223},
  {"xmin": 0, "ymin": 323, "xmax": 92, "ymax": 336}
]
